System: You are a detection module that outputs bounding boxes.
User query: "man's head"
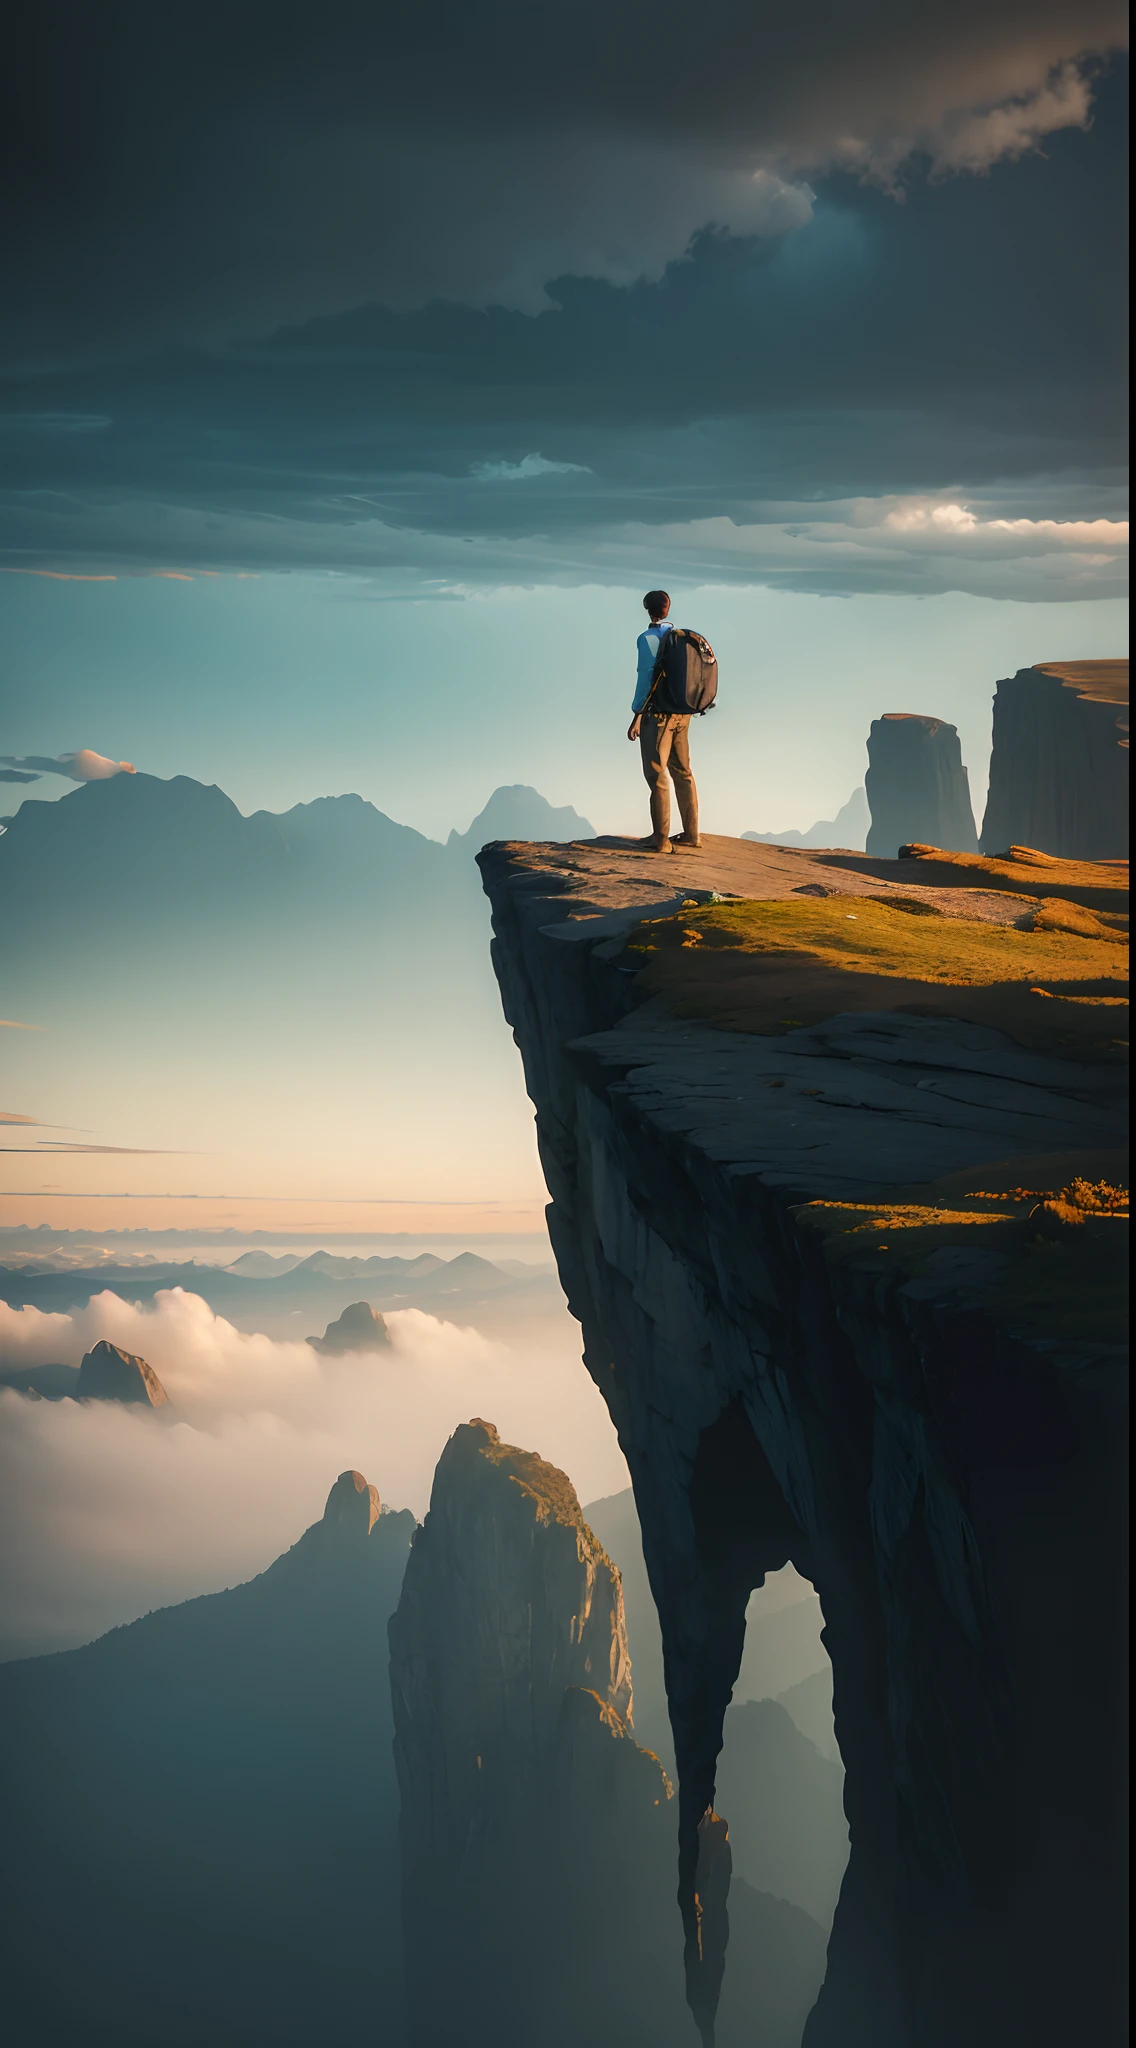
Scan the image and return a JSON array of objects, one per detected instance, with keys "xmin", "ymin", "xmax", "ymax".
[{"xmin": 643, "ymin": 589, "xmax": 670, "ymax": 622}]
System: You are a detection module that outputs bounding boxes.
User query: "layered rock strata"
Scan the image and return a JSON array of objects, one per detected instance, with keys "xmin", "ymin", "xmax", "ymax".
[
  {"xmin": 865, "ymin": 714, "xmax": 978, "ymax": 856},
  {"xmin": 478, "ymin": 831, "xmax": 1128, "ymax": 2048},
  {"xmin": 980, "ymin": 660, "xmax": 1129, "ymax": 858}
]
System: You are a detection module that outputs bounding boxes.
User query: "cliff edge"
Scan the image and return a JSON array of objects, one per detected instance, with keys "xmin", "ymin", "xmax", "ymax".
[
  {"xmin": 980, "ymin": 660, "xmax": 1128, "ymax": 859},
  {"xmin": 478, "ymin": 831, "xmax": 1128, "ymax": 2048}
]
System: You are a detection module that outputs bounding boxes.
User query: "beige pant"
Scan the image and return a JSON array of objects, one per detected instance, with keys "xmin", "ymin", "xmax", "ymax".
[{"xmin": 640, "ymin": 712, "xmax": 698, "ymax": 842}]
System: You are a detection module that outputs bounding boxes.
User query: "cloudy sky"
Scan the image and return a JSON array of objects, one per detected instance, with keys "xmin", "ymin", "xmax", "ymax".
[{"xmin": 1, "ymin": 2, "xmax": 1128, "ymax": 831}]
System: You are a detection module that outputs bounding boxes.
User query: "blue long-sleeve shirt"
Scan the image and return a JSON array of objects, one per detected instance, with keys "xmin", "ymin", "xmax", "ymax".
[{"xmin": 632, "ymin": 622, "xmax": 673, "ymax": 713}]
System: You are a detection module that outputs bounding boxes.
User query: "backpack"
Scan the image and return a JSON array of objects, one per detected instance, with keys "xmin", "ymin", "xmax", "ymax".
[{"xmin": 648, "ymin": 627, "xmax": 718, "ymax": 715}]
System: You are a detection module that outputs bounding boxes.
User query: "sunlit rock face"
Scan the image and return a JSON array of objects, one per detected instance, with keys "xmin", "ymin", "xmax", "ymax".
[
  {"xmin": 980, "ymin": 661, "xmax": 1129, "ymax": 859},
  {"xmin": 388, "ymin": 1418, "xmax": 683, "ymax": 2046},
  {"xmin": 478, "ymin": 835, "xmax": 1128, "ymax": 2048},
  {"xmin": 390, "ymin": 1417, "xmax": 829, "ymax": 2048},
  {"xmin": 317, "ymin": 1466, "xmax": 383, "ymax": 1536},
  {"xmin": 865, "ymin": 714, "xmax": 978, "ymax": 857},
  {"xmin": 76, "ymin": 1338, "xmax": 168, "ymax": 1406}
]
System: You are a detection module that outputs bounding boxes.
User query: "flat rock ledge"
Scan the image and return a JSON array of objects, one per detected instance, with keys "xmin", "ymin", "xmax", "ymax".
[{"xmin": 478, "ymin": 832, "xmax": 1128, "ymax": 2048}]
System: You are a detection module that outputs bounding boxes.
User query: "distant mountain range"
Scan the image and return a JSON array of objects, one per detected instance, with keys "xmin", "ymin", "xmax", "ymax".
[
  {"xmin": 0, "ymin": 1472, "xmax": 416, "ymax": 2048},
  {"xmin": 0, "ymin": 1248, "xmax": 554, "ymax": 1344},
  {"xmin": 0, "ymin": 771, "xmax": 593, "ymax": 928},
  {"xmin": 0, "ymin": 772, "xmax": 595, "ymax": 1207},
  {"xmin": 744, "ymin": 786, "xmax": 868, "ymax": 849}
]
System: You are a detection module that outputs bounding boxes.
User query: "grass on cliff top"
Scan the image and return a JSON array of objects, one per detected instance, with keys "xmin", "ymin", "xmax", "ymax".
[
  {"xmin": 827, "ymin": 843, "xmax": 1130, "ymax": 913},
  {"xmin": 795, "ymin": 1174, "xmax": 1129, "ymax": 1345},
  {"xmin": 626, "ymin": 892, "xmax": 1129, "ymax": 1059}
]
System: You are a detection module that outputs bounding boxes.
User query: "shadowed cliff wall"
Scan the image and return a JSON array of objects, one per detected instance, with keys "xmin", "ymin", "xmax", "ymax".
[
  {"xmin": 865, "ymin": 714, "xmax": 978, "ymax": 857},
  {"xmin": 478, "ymin": 838, "xmax": 1128, "ymax": 2048},
  {"xmin": 980, "ymin": 661, "xmax": 1129, "ymax": 859},
  {"xmin": 389, "ymin": 1418, "xmax": 828, "ymax": 2048}
]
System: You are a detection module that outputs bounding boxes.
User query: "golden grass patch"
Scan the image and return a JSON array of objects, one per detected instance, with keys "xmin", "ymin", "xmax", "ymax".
[
  {"xmin": 795, "ymin": 1179, "xmax": 1128, "ymax": 1344},
  {"xmin": 892, "ymin": 843, "xmax": 1128, "ymax": 911},
  {"xmin": 627, "ymin": 894, "xmax": 1129, "ymax": 1058}
]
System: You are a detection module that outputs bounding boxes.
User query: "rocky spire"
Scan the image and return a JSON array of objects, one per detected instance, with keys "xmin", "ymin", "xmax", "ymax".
[
  {"xmin": 321, "ymin": 1468, "xmax": 382, "ymax": 1537},
  {"xmin": 76, "ymin": 1339, "xmax": 168, "ymax": 1407},
  {"xmin": 864, "ymin": 712, "xmax": 978, "ymax": 857},
  {"xmin": 389, "ymin": 1419, "xmax": 692, "ymax": 2048}
]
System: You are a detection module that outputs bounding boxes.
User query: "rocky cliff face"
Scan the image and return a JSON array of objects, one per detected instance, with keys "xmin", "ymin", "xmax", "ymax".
[
  {"xmin": 478, "ymin": 833, "xmax": 1128, "ymax": 2048},
  {"xmin": 387, "ymin": 1418, "xmax": 675, "ymax": 2044},
  {"xmin": 865, "ymin": 714, "xmax": 978, "ymax": 856},
  {"xmin": 980, "ymin": 660, "xmax": 1129, "ymax": 858},
  {"xmin": 76, "ymin": 1338, "xmax": 168, "ymax": 1406},
  {"xmin": 389, "ymin": 1415, "xmax": 828, "ymax": 2048}
]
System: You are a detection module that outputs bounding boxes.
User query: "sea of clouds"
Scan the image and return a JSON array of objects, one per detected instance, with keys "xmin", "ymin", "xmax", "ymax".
[{"xmin": 0, "ymin": 1287, "xmax": 628, "ymax": 1660}]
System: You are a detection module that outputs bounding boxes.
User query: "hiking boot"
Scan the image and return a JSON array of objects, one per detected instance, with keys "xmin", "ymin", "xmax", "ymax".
[{"xmin": 672, "ymin": 834, "xmax": 703, "ymax": 851}]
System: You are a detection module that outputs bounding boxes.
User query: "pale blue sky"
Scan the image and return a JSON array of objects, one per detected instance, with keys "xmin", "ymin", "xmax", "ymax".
[{"xmin": 3, "ymin": 573, "xmax": 1126, "ymax": 840}]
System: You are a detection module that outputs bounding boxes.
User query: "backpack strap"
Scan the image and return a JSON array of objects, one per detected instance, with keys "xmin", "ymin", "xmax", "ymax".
[{"xmin": 642, "ymin": 627, "xmax": 681, "ymax": 717}]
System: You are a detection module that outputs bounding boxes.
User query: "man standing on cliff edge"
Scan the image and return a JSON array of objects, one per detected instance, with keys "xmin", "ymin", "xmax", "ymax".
[{"xmin": 627, "ymin": 589, "xmax": 701, "ymax": 853}]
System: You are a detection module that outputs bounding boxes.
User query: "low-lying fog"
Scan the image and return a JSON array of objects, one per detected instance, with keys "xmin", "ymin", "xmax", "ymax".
[{"xmin": 0, "ymin": 1286, "xmax": 628, "ymax": 1660}]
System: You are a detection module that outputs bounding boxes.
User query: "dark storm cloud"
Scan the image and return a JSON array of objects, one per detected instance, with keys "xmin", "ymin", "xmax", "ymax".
[
  {"xmin": 3, "ymin": 0, "xmax": 1126, "ymax": 354},
  {"xmin": 0, "ymin": 5, "xmax": 1126, "ymax": 597}
]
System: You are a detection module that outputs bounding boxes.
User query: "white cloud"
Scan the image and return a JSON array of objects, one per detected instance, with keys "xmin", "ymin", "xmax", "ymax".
[
  {"xmin": 471, "ymin": 454, "xmax": 592, "ymax": 482},
  {"xmin": 922, "ymin": 60, "xmax": 1097, "ymax": 177},
  {"xmin": 825, "ymin": 59, "xmax": 1100, "ymax": 187},
  {"xmin": 877, "ymin": 498, "xmax": 1130, "ymax": 551},
  {"xmin": 60, "ymin": 749, "xmax": 137, "ymax": 781},
  {"xmin": 0, "ymin": 1288, "xmax": 627, "ymax": 1658},
  {"xmin": 0, "ymin": 749, "xmax": 136, "ymax": 781}
]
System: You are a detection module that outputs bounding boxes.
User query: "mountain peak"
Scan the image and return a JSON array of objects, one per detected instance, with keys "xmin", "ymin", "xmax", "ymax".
[
  {"xmin": 307, "ymin": 1300, "xmax": 392, "ymax": 1355},
  {"xmin": 448, "ymin": 786, "xmax": 594, "ymax": 851},
  {"xmin": 76, "ymin": 1339, "xmax": 168, "ymax": 1408},
  {"xmin": 321, "ymin": 1469, "xmax": 382, "ymax": 1537}
]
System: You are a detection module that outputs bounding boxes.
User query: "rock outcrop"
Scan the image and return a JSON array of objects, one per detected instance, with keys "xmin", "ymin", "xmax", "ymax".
[
  {"xmin": 980, "ymin": 660, "xmax": 1129, "ymax": 858},
  {"xmin": 76, "ymin": 1338, "xmax": 168, "ymax": 1406},
  {"xmin": 307, "ymin": 1300, "xmax": 391, "ymax": 1355},
  {"xmin": 478, "ymin": 831, "xmax": 1128, "ymax": 2048},
  {"xmin": 389, "ymin": 1417, "xmax": 828, "ymax": 2048},
  {"xmin": 315, "ymin": 1466, "xmax": 383, "ymax": 1534},
  {"xmin": 865, "ymin": 714, "xmax": 978, "ymax": 856},
  {"xmin": 387, "ymin": 1418, "xmax": 670, "ymax": 2043}
]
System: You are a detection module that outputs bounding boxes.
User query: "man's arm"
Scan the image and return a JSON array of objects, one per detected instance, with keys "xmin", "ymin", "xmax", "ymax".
[
  {"xmin": 629, "ymin": 631, "xmax": 658, "ymax": 736},
  {"xmin": 632, "ymin": 631, "xmax": 658, "ymax": 713}
]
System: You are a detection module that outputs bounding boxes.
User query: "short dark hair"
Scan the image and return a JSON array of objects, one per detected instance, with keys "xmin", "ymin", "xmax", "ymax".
[{"xmin": 643, "ymin": 589, "xmax": 669, "ymax": 617}]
